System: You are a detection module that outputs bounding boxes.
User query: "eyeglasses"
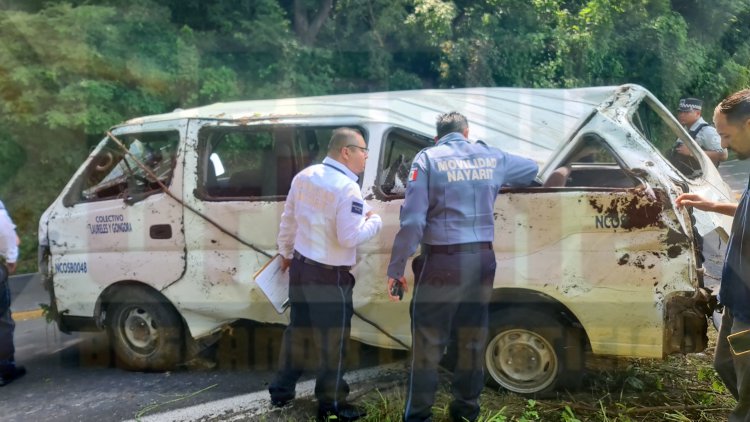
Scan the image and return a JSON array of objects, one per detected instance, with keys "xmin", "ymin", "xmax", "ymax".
[{"xmin": 346, "ymin": 145, "xmax": 369, "ymax": 153}]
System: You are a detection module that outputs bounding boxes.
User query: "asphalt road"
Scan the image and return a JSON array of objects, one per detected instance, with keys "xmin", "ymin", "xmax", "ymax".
[{"xmin": 5, "ymin": 276, "xmax": 403, "ymax": 421}]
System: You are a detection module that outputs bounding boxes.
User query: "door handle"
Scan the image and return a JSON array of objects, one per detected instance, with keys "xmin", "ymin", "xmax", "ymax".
[{"xmin": 149, "ymin": 224, "xmax": 172, "ymax": 239}]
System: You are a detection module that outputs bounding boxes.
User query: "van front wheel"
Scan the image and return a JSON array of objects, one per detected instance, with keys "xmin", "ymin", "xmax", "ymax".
[
  {"xmin": 484, "ymin": 309, "xmax": 583, "ymax": 396},
  {"xmin": 107, "ymin": 288, "xmax": 184, "ymax": 371}
]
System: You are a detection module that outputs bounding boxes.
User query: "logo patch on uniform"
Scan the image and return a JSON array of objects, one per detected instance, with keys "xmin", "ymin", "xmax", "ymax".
[
  {"xmin": 351, "ymin": 201, "xmax": 364, "ymax": 215},
  {"xmin": 409, "ymin": 169, "xmax": 418, "ymax": 182}
]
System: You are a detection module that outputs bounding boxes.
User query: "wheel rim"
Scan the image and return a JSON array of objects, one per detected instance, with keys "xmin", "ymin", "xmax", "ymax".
[
  {"xmin": 119, "ymin": 306, "xmax": 159, "ymax": 354},
  {"xmin": 485, "ymin": 328, "xmax": 558, "ymax": 393}
]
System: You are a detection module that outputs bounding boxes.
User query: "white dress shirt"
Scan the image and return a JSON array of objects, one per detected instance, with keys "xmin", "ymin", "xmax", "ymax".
[
  {"xmin": 0, "ymin": 201, "xmax": 18, "ymax": 263},
  {"xmin": 277, "ymin": 157, "xmax": 382, "ymax": 266}
]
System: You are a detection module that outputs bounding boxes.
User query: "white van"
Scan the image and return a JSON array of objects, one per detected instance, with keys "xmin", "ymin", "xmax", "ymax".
[{"xmin": 38, "ymin": 84, "xmax": 733, "ymax": 394}]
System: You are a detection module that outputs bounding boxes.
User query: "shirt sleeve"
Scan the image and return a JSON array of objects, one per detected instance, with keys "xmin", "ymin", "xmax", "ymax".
[
  {"xmin": 387, "ymin": 151, "xmax": 430, "ymax": 279},
  {"xmin": 335, "ymin": 182, "xmax": 382, "ymax": 248},
  {"xmin": 698, "ymin": 126, "xmax": 723, "ymax": 151},
  {"xmin": 500, "ymin": 150, "xmax": 539, "ymax": 187},
  {"xmin": 0, "ymin": 209, "xmax": 19, "ymax": 263},
  {"xmin": 276, "ymin": 176, "xmax": 299, "ymax": 259}
]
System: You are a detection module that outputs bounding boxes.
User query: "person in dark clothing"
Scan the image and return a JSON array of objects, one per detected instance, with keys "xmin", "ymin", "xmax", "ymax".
[{"xmin": 676, "ymin": 89, "xmax": 750, "ymax": 422}]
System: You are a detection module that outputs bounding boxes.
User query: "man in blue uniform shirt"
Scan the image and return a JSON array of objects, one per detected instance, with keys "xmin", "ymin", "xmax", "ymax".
[
  {"xmin": 676, "ymin": 89, "xmax": 750, "ymax": 422},
  {"xmin": 270, "ymin": 128, "xmax": 382, "ymax": 422},
  {"xmin": 386, "ymin": 112, "xmax": 538, "ymax": 422}
]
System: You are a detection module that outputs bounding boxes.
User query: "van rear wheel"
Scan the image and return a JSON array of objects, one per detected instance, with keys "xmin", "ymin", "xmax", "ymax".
[
  {"xmin": 107, "ymin": 288, "xmax": 184, "ymax": 371},
  {"xmin": 484, "ymin": 308, "xmax": 584, "ymax": 397}
]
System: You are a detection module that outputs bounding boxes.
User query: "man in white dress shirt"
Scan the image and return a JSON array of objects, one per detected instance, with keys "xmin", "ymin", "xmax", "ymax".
[
  {"xmin": 0, "ymin": 199, "xmax": 24, "ymax": 386},
  {"xmin": 269, "ymin": 128, "xmax": 382, "ymax": 422}
]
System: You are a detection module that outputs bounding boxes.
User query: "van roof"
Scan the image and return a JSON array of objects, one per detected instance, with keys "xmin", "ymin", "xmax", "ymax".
[{"xmin": 123, "ymin": 85, "xmax": 633, "ymax": 163}]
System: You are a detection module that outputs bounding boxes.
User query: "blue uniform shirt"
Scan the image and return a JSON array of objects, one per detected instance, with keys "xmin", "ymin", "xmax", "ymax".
[
  {"xmin": 386, "ymin": 132, "xmax": 538, "ymax": 279},
  {"xmin": 720, "ymin": 178, "xmax": 750, "ymax": 323}
]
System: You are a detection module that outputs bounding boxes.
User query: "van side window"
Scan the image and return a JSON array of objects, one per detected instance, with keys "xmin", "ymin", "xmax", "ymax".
[
  {"xmin": 376, "ymin": 128, "xmax": 432, "ymax": 199},
  {"xmin": 543, "ymin": 133, "xmax": 640, "ymax": 188},
  {"xmin": 197, "ymin": 126, "xmax": 353, "ymax": 201},
  {"xmin": 65, "ymin": 131, "xmax": 179, "ymax": 205}
]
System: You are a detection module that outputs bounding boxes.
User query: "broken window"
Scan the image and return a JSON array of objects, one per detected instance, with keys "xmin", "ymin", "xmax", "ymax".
[
  {"xmin": 543, "ymin": 133, "xmax": 640, "ymax": 188},
  {"xmin": 376, "ymin": 128, "xmax": 431, "ymax": 199},
  {"xmin": 631, "ymin": 97, "xmax": 704, "ymax": 180},
  {"xmin": 65, "ymin": 131, "xmax": 179, "ymax": 205},
  {"xmin": 197, "ymin": 125, "xmax": 358, "ymax": 201}
]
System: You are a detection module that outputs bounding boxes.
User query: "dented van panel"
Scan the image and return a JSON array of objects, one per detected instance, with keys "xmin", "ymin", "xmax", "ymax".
[{"xmin": 39, "ymin": 84, "xmax": 734, "ymax": 391}]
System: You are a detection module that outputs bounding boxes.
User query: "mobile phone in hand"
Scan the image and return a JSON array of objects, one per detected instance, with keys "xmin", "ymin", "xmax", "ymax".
[{"xmin": 390, "ymin": 283, "xmax": 404, "ymax": 301}]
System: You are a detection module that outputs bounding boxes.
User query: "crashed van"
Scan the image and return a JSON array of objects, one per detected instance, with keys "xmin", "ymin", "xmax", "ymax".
[{"xmin": 38, "ymin": 84, "xmax": 734, "ymax": 395}]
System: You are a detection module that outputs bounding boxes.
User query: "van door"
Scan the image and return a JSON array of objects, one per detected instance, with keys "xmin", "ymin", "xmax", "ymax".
[
  {"xmin": 47, "ymin": 125, "xmax": 185, "ymax": 318},
  {"xmin": 172, "ymin": 121, "xmax": 345, "ymax": 335},
  {"xmin": 360, "ymin": 126, "xmax": 433, "ymax": 348}
]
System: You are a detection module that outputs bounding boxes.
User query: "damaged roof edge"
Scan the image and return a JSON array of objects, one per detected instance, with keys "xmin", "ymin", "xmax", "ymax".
[{"xmin": 118, "ymin": 85, "xmax": 627, "ymax": 164}]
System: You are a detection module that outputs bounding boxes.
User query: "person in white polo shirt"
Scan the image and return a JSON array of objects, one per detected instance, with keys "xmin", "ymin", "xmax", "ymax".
[{"xmin": 269, "ymin": 128, "xmax": 382, "ymax": 422}]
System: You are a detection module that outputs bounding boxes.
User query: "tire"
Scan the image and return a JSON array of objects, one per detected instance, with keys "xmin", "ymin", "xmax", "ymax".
[
  {"xmin": 106, "ymin": 288, "xmax": 184, "ymax": 371},
  {"xmin": 484, "ymin": 308, "xmax": 584, "ymax": 397}
]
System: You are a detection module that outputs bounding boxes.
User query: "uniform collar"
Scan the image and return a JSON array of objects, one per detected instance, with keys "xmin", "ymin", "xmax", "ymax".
[
  {"xmin": 435, "ymin": 132, "xmax": 469, "ymax": 146},
  {"xmin": 323, "ymin": 156, "xmax": 358, "ymax": 181},
  {"xmin": 688, "ymin": 117, "xmax": 707, "ymax": 131}
]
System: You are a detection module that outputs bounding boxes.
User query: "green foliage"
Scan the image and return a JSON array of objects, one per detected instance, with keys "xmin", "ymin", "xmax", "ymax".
[
  {"xmin": 561, "ymin": 405, "xmax": 582, "ymax": 422},
  {"xmin": 0, "ymin": 0, "xmax": 748, "ymax": 271},
  {"xmin": 518, "ymin": 399, "xmax": 540, "ymax": 421}
]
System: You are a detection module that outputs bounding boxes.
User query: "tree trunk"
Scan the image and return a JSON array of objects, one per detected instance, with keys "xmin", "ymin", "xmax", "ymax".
[{"xmin": 293, "ymin": 0, "xmax": 333, "ymax": 45}]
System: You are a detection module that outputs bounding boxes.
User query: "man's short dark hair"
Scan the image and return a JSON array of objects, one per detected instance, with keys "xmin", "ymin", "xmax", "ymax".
[
  {"xmin": 436, "ymin": 112, "xmax": 468, "ymax": 139},
  {"xmin": 718, "ymin": 89, "xmax": 750, "ymax": 124}
]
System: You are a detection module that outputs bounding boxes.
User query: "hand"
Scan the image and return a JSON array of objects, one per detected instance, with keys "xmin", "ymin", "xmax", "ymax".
[
  {"xmin": 280, "ymin": 257, "xmax": 291, "ymax": 272},
  {"xmin": 675, "ymin": 193, "xmax": 713, "ymax": 211},
  {"xmin": 6, "ymin": 262, "xmax": 16, "ymax": 275},
  {"xmin": 366, "ymin": 211, "xmax": 374, "ymax": 219},
  {"xmin": 387, "ymin": 277, "xmax": 408, "ymax": 302},
  {"xmin": 676, "ymin": 144, "xmax": 692, "ymax": 156}
]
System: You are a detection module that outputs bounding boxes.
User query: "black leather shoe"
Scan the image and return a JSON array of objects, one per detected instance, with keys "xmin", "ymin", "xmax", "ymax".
[
  {"xmin": 270, "ymin": 394, "xmax": 294, "ymax": 408},
  {"xmin": 0, "ymin": 365, "xmax": 26, "ymax": 387},
  {"xmin": 317, "ymin": 403, "xmax": 366, "ymax": 422}
]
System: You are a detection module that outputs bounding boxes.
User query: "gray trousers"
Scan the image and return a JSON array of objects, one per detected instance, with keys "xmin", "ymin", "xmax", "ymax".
[{"xmin": 715, "ymin": 307, "xmax": 750, "ymax": 422}]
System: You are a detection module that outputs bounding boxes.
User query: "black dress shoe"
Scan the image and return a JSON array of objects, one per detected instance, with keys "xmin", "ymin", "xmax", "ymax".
[
  {"xmin": 270, "ymin": 393, "xmax": 294, "ymax": 408},
  {"xmin": 317, "ymin": 403, "xmax": 366, "ymax": 422},
  {"xmin": 0, "ymin": 365, "xmax": 26, "ymax": 387}
]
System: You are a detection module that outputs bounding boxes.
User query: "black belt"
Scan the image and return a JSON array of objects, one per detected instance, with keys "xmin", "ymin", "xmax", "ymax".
[
  {"xmin": 423, "ymin": 242, "xmax": 493, "ymax": 254},
  {"xmin": 293, "ymin": 250, "xmax": 351, "ymax": 271}
]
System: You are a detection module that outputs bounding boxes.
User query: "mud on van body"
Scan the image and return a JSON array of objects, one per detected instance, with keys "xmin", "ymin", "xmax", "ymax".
[{"xmin": 38, "ymin": 84, "xmax": 733, "ymax": 395}]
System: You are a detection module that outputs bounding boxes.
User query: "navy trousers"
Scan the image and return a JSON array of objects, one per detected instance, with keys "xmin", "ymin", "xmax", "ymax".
[
  {"xmin": 269, "ymin": 258, "xmax": 354, "ymax": 410},
  {"xmin": 0, "ymin": 265, "xmax": 15, "ymax": 367},
  {"xmin": 404, "ymin": 249, "xmax": 496, "ymax": 422}
]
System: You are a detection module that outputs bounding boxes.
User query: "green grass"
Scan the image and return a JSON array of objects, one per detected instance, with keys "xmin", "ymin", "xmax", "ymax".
[{"xmin": 250, "ymin": 329, "xmax": 737, "ymax": 421}]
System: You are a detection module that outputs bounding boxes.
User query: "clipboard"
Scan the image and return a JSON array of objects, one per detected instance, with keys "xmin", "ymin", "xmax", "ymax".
[{"xmin": 253, "ymin": 254, "xmax": 290, "ymax": 314}]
